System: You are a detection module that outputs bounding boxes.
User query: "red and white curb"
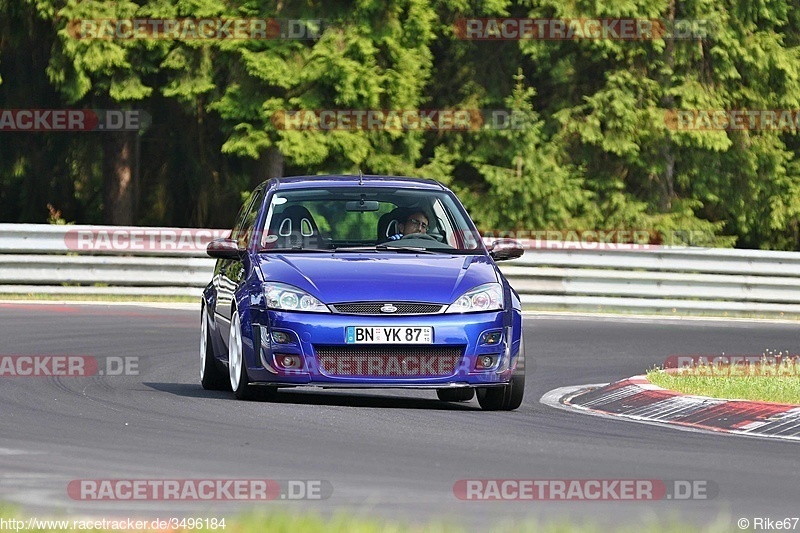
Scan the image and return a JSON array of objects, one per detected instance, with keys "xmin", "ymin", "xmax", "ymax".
[{"xmin": 540, "ymin": 375, "xmax": 800, "ymax": 442}]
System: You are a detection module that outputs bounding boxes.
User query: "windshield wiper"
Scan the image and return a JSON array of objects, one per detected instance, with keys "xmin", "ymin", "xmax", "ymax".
[
  {"xmin": 374, "ymin": 244, "xmax": 442, "ymax": 254},
  {"xmin": 381, "ymin": 245, "xmax": 484, "ymax": 255},
  {"xmin": 326, "ymin": 244, "xmax": 439, "ymax": 254},
  {"xmin": 260, "ymin": 247, "xmax": 333, "ymax": 253},
  {"xmin": 330, "ymin": 246, "xmax": 382, "ymax": 252}
]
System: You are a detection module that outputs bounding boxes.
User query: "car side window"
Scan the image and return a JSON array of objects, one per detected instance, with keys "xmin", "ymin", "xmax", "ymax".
[
  {"xmin": 431, "ymin": 199, "xmax": 455, "ymax": 245},
  {"xmin": 231, "ymin": 186, "xmax": 266, "ymax": 248}
]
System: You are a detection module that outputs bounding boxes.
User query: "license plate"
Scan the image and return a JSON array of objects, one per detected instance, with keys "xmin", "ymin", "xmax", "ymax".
[{"xmin": 346, "ymin": 326, "xmax": 433, "ymax": 344}]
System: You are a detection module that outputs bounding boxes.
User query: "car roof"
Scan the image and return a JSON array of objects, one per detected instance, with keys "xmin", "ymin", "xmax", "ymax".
[{"xmin": 266, "ymin": 175, "xmax": 446, "ymax": 191}]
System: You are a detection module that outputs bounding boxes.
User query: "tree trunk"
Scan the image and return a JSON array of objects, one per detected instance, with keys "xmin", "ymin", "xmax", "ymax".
[
  {"xmin": 248, "ymin": 146, "xmax": 284, "ymax": 188},
  {"xmin": 102, "ymin": 132, "xmax": 136, "ymax": 225},
  {"xmin": 265, "ymin": 146, "xmax": 284, "ymax": 181},
  {"xmin": 657, "ymin": 0, "xmax": 676, "ymax": 211},
  {"xmin": 660, "ymin": 146, "xmax": 675, "ymax": 211}
]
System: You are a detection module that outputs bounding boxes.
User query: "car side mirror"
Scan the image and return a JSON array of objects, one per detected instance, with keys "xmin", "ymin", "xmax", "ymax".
[
  {"xmin": 489, "ymin": 238, "xmax": 524, "ymax": 261},
  {"xmin": 207, "ymin": 238, "xmax": 242, "ymax": 259}
]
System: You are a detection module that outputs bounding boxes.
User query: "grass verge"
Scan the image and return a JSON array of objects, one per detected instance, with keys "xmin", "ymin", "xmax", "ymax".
[
  {"xmin": 0, "ymin": 507, "xmax": 736, "ymax": 533},
  {"xmin": 522, "ymin": 305, "xmax": 800, "ymax": 321},
  {"xmin": 647, "ymin": 367, "xmax": 800, "ymax": 404},
  {"xmin": 0, "ymin": 293, "xmax": 196, "ymax": 303},
  {"xmin": 0, "ymin": 297, "xmax": 796, "ymax": 320}
]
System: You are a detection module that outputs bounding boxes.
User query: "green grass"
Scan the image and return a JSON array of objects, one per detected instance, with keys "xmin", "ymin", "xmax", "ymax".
[
  {"xmin": 0, "ymin": 507, "xmax": 738, "ymax": 533},
  {"xmin": 521, "ymin": 304, "xmax": 800, "ymax": 321},
  {"xmin": 647, "ymin": 367, "xmax": 800, "ymax": 404},
  {"xmin": 0, "ymin": 293, "xmax": 196, "ymax": 303},
  {"xmin": 0, "ymin": 297, "xmax": 796, "ymax": 319}
]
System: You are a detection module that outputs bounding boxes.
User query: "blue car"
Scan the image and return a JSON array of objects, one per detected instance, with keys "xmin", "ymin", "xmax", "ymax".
[{"xmin": 200, "ymin": 175, "xmax": 526, "ymax": 410}]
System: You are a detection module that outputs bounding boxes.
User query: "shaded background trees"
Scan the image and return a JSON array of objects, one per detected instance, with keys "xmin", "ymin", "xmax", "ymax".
[{"xmin": 1, "ymin": 0, "xmax": 799, "ymax": 249}]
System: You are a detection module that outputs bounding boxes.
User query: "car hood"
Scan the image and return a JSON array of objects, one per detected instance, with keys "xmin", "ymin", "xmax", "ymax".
[{"xmin": 256, "ymin": 253, "xmax": 499, "ymax": 304}]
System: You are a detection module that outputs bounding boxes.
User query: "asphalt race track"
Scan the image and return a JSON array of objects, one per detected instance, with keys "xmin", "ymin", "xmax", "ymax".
[{"xmin": 1, "ymin": 302, "xmax": 798, "ymax": 530}]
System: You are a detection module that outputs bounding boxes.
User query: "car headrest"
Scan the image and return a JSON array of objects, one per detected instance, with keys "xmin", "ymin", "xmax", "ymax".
[
  {"xmin": 271, "ymin": 205, "xmax": 319, "ymax": 237},
  {"xmin": 261, "ymin": 205, "xmax": 323, "ymax": 249},
  {"xmin": 377, "ymin": 207, "xmax": 409, "ymax": 242}
]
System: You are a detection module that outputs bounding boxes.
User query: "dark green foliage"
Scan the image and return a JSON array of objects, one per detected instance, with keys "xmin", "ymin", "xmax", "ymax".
[{"xmin": 0, "ymin": 0, "xmax": 798, "ymax": 248}]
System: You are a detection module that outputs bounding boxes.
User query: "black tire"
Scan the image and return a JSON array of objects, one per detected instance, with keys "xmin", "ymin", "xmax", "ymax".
[
  {"xmin": 254, "ymin": 386, "xmax": 279, "ymax": 402},
  {"xmin": 200, "ymin": 304, "xmax": 230, "ymax": 391},
  {"xmin": 436, "ymin": 388, "xmax": 475, "ymax": 402},
  {"xmin": 476, "ymin": 372, "xmax": 525, "ymax": 411}
]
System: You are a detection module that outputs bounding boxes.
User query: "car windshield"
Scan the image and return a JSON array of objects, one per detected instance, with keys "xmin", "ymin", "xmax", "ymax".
[{"xmin": 259, "ymin": 186, "xmax": 484, "ymax": 253}]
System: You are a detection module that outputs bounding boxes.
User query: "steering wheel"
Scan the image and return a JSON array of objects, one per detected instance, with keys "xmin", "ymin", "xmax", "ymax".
[{"xmin": 401, "ymin": 233, "xmax": 438, "ymax": 241}]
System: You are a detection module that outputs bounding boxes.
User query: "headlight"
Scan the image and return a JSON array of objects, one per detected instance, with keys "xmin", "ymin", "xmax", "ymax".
[
  {"xmin": 445, "ymin": 283, "xmax": 504, "ymax": 313},
  {"xmin": 263, "ymin": 283, "xmax": 329, "ymax": 313}
]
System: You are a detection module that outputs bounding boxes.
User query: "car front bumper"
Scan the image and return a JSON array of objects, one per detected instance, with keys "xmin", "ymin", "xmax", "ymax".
[{"xmin": 242, "ymin": 308, "xmax": 522, "ymax": 387}]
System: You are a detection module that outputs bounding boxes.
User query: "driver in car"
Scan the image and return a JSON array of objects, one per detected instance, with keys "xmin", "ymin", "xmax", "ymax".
[{"xmin": 388, "ymin": 210, "xmax": 429, "ymax": 240}]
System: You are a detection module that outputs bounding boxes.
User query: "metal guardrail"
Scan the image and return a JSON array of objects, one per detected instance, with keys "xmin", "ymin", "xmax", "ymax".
[
  {"xmin": 0, "ymin": 224, "xmax": 219, "ymax": 297},
  {"xmin": 2, "ymin": 223, "xmax": 800, "ymax": 315},
  {"xmin": 502, "ymin": 248, "xmax": 800, "ymax": 314}
]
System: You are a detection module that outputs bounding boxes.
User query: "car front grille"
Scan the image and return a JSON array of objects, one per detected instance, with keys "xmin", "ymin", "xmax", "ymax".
[
  {"xmin": 315, "ymin": 345, "xmax": 463, "ymax": 377},
  {"xmin": 329, "ymin": 302, "xmax": 445, "ymax": 315}
]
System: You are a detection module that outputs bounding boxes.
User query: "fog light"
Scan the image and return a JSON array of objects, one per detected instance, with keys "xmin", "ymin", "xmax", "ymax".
[
  {"xmin": 475, "ymin": 355, "xmax": 496, "ymax": 370},
  {"xmin": 272, "ymin": 331, "xmax": 292, "ymax": 344},
  {"xmin": 274, "ymin": 354, "xmax": 302, "ymax": 370},
  {"xmin": 481, "ymin": 331, "xmax": 502, "ymax": 345}
]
